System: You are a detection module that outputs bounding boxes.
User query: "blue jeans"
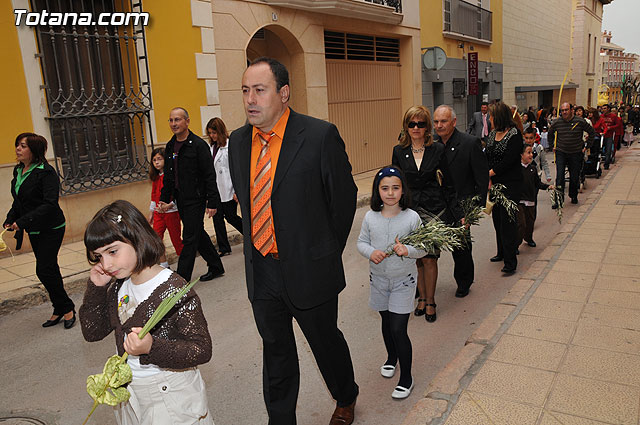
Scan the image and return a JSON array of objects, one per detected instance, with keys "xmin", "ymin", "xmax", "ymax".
[
  {"xmin": 603, "ymin": 136, "xmax": 614, "ymax": 167},
  {"xmin": 555, "ymin": 151, "xmax": 582, "ymax": 200}
]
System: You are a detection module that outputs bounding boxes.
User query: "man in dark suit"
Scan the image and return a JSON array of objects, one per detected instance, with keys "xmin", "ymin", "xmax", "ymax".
[
  {"xmin": 158, "ymin": 107, "xmax": 225, "ymax": 282},
  {"xmin": 228, "ymin": 57, "xmax": 359, "ymax": 425},
  {"xmin": 468, "ymin": 101, "xmax": 491, "ymax": 142},
  {"xmin": 434, "ymin": 105, "xmax": 489, "ymax": 297}
]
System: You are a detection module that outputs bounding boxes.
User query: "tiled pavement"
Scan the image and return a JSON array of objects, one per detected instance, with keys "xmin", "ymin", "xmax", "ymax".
[
  {"xmin": 403, "ymin": 143, "xmax": 640, "ymax": 425},
  {"xmin": 0, "ymin": 169, "xmax": 378, "ymax": 314}
]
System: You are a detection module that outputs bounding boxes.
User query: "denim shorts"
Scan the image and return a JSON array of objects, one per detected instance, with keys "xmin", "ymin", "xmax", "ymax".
[{"xmin": 369, "ymin": 272, "xmax": 417, "ymax": 314}]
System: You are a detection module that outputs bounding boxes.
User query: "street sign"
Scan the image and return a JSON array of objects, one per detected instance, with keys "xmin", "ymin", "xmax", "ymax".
[{"xmin": 468, "ymin": 52, "xmax": 479, "ymax": 96}]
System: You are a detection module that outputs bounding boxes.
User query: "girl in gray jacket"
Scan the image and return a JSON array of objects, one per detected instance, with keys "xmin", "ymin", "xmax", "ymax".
[{"xmin": 357, "ymin": 166, "xmax": 425, "ymax": 400}]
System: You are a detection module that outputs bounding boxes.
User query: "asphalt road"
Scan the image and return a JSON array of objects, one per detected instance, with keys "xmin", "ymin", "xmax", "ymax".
[{"xmin": 0, "ymin": 172, "xmax": 592, "ymax": 425}]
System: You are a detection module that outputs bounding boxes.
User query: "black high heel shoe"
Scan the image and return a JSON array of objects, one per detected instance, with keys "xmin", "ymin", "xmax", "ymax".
[
  {"xmin": 425, "ymin": 303, "xmax": 437, "ymax": 323},
  {"xmin": 414, "ymin": 298, "xmax": 427, "ymax": 316},
  {"xmin": 42, "ymin": 314, "xmax": 63, "ymax": 328},
  {"xmin": 63, "ymin": 310, "xmax": 76, "ymax": 329}
]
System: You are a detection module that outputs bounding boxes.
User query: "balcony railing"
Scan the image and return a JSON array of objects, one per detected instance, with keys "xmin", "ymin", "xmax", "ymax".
[
  {"xmin": 363, "ymin": 0, "xmax": 402, "ymax": 13},
  {"xmin": 261, "ymin": 0, "xmax": 403, "ymax": 24},
  {"xmin": 443, "ymin": 0, "xmax": 492, "ymax": 42}
]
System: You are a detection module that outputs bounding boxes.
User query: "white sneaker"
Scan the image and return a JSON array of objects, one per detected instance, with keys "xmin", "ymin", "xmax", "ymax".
[
  {"xmin": 391, "ymin": 379, "xmax": 414, "ymax": 399},
  {"xmin": 380, "ymin": 364, "xmax": 396, "ymax": 378}
]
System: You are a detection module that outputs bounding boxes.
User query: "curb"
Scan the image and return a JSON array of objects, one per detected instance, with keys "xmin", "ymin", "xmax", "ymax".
[
  {"xmin": 0, "ymin": 194, "xmax": 372, "ymax": 317},
  {"xmin": 401, "ymin": 162, "xmax": 622, "ymax": 425}
]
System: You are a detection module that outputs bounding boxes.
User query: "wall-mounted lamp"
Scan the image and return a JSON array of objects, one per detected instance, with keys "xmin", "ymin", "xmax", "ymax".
[{"xmin": 485, "ymin": 65, "xmax": 492, "ymax": 75}]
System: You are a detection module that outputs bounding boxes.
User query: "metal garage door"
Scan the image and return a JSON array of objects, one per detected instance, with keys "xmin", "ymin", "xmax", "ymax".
[{"xmin": 325, "ymin": 32, "xmax": 402, "ymax": 174}]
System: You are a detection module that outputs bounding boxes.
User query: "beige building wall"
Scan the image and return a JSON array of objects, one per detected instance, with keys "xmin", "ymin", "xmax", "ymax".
[
  {"xmin": 503, "ymin": 0, "xmax": 573, "ymax": 108},
  {"xmin": 210, "ymin": 0, "xmax": 421, "ymax": 132},
  {"xmin": 571, "ymin": 0, "xmax": 606, "ymax": 107}
]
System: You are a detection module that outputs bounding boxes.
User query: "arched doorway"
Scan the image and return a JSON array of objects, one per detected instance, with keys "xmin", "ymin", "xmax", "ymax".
[{"xmin": 246, "ymin": 25, "xmax": 308, "ymax": 114}]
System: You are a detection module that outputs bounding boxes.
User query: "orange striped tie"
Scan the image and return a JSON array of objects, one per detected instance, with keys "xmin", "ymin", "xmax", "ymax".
[{"xmin": 252, "ymin": 131, "xmax": 275, "ymax": 256}]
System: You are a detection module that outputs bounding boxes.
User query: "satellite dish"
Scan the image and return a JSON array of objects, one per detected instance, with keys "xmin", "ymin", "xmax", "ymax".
[{"xmin": 422, "ymin": 47, "xmax": 447, "ymax": 71}]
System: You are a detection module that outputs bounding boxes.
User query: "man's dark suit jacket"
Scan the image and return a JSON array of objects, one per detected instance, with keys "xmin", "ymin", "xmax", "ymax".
[
  {"xmin": 468, "ymin": 111, "xmax": 492, "ymax": 139},
  {"xmin": 438, "ymin": 128, "xmax": 489, "ymax": 219},
  {"xmin": 228, "ymin": 109, "xmax": 357, "ymax": 310}
]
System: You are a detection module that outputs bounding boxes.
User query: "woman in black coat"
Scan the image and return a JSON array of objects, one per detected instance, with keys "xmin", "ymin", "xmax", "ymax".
[
  {"xmin": 485, "ymin": 102, "xmax": 524, "ymax": 275},
  {"xmin": 392, "ymin": 106, "xmax": 456, "ymax": 323},
  {"xmin": 4, "ymin": 133, "xmax": 75, "ymax": 328}
]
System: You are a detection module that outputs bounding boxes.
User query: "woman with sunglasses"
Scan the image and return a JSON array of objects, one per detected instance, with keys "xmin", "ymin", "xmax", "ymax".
[{"xmin": 391, "ymin": 106, "xmax": 456, "ymax": 323}]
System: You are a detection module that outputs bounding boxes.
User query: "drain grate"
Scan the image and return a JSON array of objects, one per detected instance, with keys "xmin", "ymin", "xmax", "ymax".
[
  {"xmin": 0, "ymin": 418, "xmax": 47, "ymax": 425},
  {"xmin": 616, "ymin": 200, "xmax": 640, "ymax": 205}
]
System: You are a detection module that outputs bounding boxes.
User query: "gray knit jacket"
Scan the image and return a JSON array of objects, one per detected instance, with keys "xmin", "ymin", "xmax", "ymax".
[{"xmin": 357, "ymin": 209, "xmax": 426, "ymax": 278}]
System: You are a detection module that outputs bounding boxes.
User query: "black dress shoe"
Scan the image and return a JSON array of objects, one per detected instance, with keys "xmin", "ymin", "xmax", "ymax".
[
  {"xmin": 455, "ymin": 288, "xmax": 470, "ymax": 298},
  {"xmin": 42, "ymin": 315, "xmax": 63, "ymax": 328},
  {"xmin": 501, "ymin": 267, "xmax": 516, "ymax": 275},
  {"xmin": 526, "ymin": 240, "xmax": 537, "ymax": 247},
  {"xmin": 218, "ymin": 251, "xmax": 231, "ymax": 257},
  {"xmin": 490, "ymin": 255, "xmax": 503, "ymax": 262},
  {"xmin": 200, "ymin": 270, "xmax": 224, "ymax": 281},
  {"xmin": 64, "ymin": 310, "xmax": 76, "ymax": 329},
  {"xmin": 414, "ymin": 298, "xmax": 426, "ymax": 316},
  {"xmin": 425, "ymin": 303, "xmax": 437, "ymax": 323},
  {"xmin": 571, "ymin": 197, "xmax": 578, "ymax": 204}
]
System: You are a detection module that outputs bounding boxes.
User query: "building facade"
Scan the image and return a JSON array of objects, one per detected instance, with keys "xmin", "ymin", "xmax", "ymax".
[
  {"xmin": 212, "ymin": 0, "xmax": 422, "ymax": 175},
  {"xmin": 601, "ymin": 31, "xmax": 639, "ymax": 104},
  {"xmin": 2, "ymin": 0, "xmax": 422, "ymax": 249},
  {"xmin": 420, "ymin": 0, "xmax": 503, "ymax": 131},
  {"xmin": 571, "ymin": 0, "xmax": 610, "ymax": 108},
  {"xmin": 503, "ymin": 0, "xmax": 576, "ymax": 111}
]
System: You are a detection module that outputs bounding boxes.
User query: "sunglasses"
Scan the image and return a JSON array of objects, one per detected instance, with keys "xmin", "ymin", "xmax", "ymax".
[{"xmin": 408, "ymin": 121, "xmax": 428, "ymax": 129}]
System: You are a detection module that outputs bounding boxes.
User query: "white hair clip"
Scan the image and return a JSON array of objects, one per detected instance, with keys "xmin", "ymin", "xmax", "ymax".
[{"xmin": 115, "ymin": 215, "xmax": 122, "ymax": 223}]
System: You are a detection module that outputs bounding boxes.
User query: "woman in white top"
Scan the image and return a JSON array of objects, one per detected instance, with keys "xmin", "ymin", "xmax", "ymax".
[{"xmin": 206, "ymin": 118, "xmax": 243, "ymax": 256}]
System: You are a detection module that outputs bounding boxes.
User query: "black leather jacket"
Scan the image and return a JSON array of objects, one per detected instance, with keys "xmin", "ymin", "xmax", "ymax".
[{"xmin": 160, "ymin": 130, "xmax": 221, "ymax": 209}]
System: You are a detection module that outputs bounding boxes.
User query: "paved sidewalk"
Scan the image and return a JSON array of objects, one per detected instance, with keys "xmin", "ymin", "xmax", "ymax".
[
  {"xmin": 0, "ymin": 169, "xmax": 377, "ymax": 315},
  {"xmin": 403, "ymin": 144, "xmax": 640, "ymax": 424}
]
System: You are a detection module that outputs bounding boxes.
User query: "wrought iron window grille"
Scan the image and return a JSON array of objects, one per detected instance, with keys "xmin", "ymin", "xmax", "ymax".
[{"xmin": 31, "ymin": 0, "xmax": 154, "ymax": 195}]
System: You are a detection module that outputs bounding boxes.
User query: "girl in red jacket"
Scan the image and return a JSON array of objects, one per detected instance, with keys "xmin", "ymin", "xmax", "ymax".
[{"xmin": 149, "ymin": 148, "xmax": 183, "ymax": 262}]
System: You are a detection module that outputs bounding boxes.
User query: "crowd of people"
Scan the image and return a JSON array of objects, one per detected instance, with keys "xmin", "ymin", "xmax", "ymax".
[{"xmin": 6, "ymin": 54, "xmax": 636, "ymax": 425}]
